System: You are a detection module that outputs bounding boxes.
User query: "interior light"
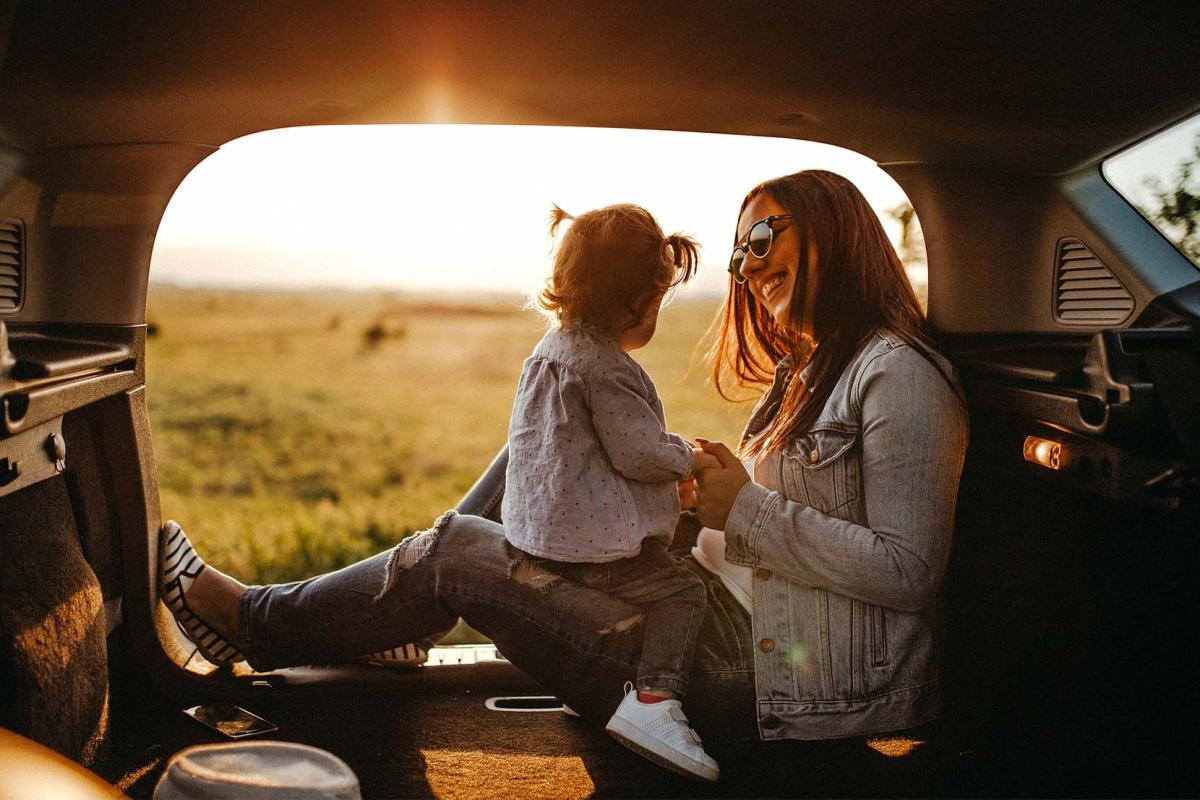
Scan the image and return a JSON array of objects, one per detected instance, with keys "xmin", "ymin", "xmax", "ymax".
[{"xmin": 1022, "ymin": 436, "xmax": 1062, "ymax": 470}]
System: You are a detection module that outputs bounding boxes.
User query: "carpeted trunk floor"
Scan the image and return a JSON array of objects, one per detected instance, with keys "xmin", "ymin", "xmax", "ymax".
[
  {"xmin": 98, "ymin": 638, "xmax": 1191, "ymax": 798},
  {"xmin": 99, "ymin": 654, "xmax": 960, "ymax": 798}
]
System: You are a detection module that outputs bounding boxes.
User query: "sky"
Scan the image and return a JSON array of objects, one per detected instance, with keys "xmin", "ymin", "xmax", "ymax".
[{"xmin": 150, "ymin": 125, "xmax": 919, "ymax": 297}]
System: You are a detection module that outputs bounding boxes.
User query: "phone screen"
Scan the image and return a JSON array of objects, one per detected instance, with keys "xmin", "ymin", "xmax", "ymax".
[{"xmin": 183, "ymin": 703, "xmax": 278, "ymax": 738}]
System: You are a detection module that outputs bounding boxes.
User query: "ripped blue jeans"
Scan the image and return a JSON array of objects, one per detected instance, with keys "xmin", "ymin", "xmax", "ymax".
[
  {"xmin": 237, "ymin": 449, "xmax": 758, "ymax": 743},
  {"xmin": 516, "ymin": 538, "xmax": 706, "ymax": 697}
]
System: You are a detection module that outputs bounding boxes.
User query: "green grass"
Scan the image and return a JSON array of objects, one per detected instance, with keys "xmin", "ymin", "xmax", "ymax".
[{"xmin": 146, "ymin": 286, "xmax": 748, "ymax": 590}]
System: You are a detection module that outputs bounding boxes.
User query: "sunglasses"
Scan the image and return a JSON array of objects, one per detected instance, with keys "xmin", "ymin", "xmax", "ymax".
[{"xmin": 728, "ymin": 214, "xmax": 792, "ymax": 283}]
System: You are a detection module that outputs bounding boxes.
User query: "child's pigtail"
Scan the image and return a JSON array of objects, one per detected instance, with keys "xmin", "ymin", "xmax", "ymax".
[
  {"xmin": 547, "ymin": 204, "xmax": 574, "ymax": 238},
  {"xmin": 539, "ymin": 205, "xmax": 578, "ymax": 326},
  {"xmin": 665, "ymin": 233, "xmax": 700, "ymax": 287}
]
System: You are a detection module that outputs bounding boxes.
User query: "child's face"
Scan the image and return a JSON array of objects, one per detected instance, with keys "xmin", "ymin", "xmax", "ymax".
[{"xmin": 617, "ymin": 292, "xmax": 665, "ymax": 352}]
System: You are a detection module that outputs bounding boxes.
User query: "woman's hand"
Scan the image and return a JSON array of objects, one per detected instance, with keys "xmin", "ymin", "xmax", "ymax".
[{"xmin": 692, "ymin": 439, "xmax": 751, "ymax": 530}]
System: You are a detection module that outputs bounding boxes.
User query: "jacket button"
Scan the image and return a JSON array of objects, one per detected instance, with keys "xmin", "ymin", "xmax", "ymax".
[
  {"xmin": 754, "ymin": 567, "xmax": 772, "ymax": 581},
  {"xmin": 759, "ymin": 638, "xmax": 775, "ymax": 653},
  {"xmin": 808, "ymin": 448, "xmax": 820, "ymax": 463}
]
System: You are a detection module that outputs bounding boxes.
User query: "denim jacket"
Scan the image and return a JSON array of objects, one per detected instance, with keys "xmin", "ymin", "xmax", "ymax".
[{"xmin": 723, "ymin": 329, "xmax": 968, "ymax": 740}]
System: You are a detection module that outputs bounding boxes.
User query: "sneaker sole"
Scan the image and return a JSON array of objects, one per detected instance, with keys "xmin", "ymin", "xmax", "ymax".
[{"xmin": 605, "ymin": 716, "xmax": 719, "ymax": 782}]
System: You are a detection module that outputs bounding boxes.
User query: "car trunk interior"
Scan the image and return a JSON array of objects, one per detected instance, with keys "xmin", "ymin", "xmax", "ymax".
[{"xmin": 3, "ymin": 3, "xmax": 1200, "ymax": 798}]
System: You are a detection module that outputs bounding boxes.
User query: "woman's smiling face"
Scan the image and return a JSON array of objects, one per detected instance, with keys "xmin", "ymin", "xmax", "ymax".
[
  {"xmin": 735, "ymin": 193, "xmax": 816, "ymax": 335},
  {"xmin": 734, "ymin": 191, "xmax": 792, "ymax": 326}
]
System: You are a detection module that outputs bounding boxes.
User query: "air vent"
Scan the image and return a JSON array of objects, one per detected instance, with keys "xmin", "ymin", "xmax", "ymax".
[
  {"xmin": 1054, "ymin": 238, "xmax": 1133, "ymax": 326},
  {"xmin": 0, "ymin": 220, "xmax": 22, "ymax": 313}
]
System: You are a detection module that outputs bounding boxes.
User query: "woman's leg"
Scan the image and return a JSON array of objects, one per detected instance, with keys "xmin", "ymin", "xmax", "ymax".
[
  {"xmin": 173, "ymin": 445, "xmax": 513, "ymax": 650},
  {"xmin": 172, "ymin": 447, "xmax": 760, "ymax": 744},
  {"xmin": 236, "ymin": 510, "xmax": 759, "ymax": 744},
  {"xmin": 237, "ymin": 510, "xmax": 642, "ymax": 674}
]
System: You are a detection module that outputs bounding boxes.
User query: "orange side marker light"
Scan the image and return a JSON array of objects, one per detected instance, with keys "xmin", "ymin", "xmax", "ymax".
[{"xmin": 1022, "ymin": 436, "xmax": 1062, "ymax": 470}]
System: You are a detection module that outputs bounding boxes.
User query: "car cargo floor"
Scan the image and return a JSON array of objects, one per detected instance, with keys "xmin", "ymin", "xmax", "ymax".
[{"xmin": 98, "ymin": 647, "xmax": 957, "ymax": 798}]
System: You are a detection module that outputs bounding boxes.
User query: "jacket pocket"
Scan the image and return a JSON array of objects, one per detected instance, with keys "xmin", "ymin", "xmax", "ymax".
[
  {"xmin": 781, "ymin": 427, "xmax": 861, "ymax": 514},
  {"xmin": 868, "ymin": 603, "xmax": 889, "ymax": 667}
]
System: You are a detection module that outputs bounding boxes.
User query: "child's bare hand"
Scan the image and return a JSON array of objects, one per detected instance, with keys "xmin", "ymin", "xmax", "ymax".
[
  {"xmin": 692, "ymin": 443, "xmax": 721, "ymax": 472},
  {"xmin": 677, "ymin": 474, "xmax": 697, "ymax": 509}
]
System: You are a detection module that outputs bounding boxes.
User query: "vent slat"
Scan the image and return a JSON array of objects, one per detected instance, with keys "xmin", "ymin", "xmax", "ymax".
[
  {"xmin": 1059, "ymin": 259, "xmax": 1104, "ymax": 270},
  {"xmin": 1059, "ymin": 299, "xmax": 1135, "ymax": 311},
  {"xmin": 1061, "ymin": 310, "xmax": 1132, "ymax": 321},
  {"xmin": 1059, "ymin": 288, "xmax": 1136, "ymax": 300},
  {"xmin": 0, "ymin": 277, "xmax": 18, "ymax": 289},
  {"xmin": 0, "ymin": 258, "xmax": 17, "ymax": 270},
  {"xmin": 1059, "ymin": 267, "xmax": 1113, "ymax": 280},
  {"xmin": 1060, "ymin": 278, "xmax": 1123, "ymax": 290}
]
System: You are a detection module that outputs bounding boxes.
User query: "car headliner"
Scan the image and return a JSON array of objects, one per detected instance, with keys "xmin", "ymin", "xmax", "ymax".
[{"xmin": 2, "ymin": 2, "xmax": 1198, "ymax": 174}]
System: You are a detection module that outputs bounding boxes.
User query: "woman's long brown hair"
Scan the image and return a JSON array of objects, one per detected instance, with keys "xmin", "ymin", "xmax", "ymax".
[{"xmin": 710, "ymin": 170, "xmax": 939, "ymax": 457}]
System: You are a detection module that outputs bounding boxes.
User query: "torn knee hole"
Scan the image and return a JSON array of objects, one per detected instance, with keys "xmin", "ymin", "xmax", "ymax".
[
  {"xmin": 598, "ymin": 613, "xmax": 644, "ymax": 635},
  {"xmin": 511, "ymin": 557, "xmax": 561, "ymax": 591},
  {"xmin": 375, "ymin": 509, "xmax": 456, "ymax": 600}
]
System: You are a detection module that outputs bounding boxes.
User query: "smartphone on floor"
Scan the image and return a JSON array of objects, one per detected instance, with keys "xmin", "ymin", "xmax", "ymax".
[{"xmin": 183, "ymin": 703, "xmax": 278, "ymax": 739}]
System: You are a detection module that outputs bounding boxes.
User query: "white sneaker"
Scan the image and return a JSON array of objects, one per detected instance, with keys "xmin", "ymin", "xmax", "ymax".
[{"xmin": 604, "ymin": 688, "xmax": 719, "ymax": 782}]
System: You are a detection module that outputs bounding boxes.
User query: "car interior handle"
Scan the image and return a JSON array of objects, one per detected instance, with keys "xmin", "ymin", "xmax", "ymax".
[{"xmin": 1, "ymin": 320, "xmax": 140, "ymax": 435}]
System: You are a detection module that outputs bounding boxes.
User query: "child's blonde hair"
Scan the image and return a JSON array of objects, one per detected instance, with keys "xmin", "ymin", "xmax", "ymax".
[{"xmin": 538, "ymin": 203, "xmax": 699, "ymax": 332}]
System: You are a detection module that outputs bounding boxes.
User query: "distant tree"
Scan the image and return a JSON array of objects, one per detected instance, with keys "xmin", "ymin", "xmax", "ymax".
[
  {"xmin": 1141, "ymin": 133, "xmax": 1200, "ymax": 263},
  {"xmin": 361, "ymin": 316, "xmax": 407, "ymax": 350},
  {"xmin": 888, "ymin": 201, "xmax": 927, "ymax": 271}
]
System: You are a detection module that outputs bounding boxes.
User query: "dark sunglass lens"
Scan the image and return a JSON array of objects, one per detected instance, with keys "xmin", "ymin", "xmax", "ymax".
[
  {"xmin": 728, "ymin": 249, "xmax": 746, "ymax": 281},
  {"xmin": 747, "ymin": 220, "xmax": 773, "ymax": 257}
]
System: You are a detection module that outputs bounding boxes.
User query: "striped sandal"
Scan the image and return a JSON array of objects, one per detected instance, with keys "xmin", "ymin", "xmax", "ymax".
[
  {"xmin": 160, "ymin": 520, "xmax": 244, "ymax": 666},
  {"xmin": 361, "ymin": 642, "xmax": 430, "ymax": 668}
]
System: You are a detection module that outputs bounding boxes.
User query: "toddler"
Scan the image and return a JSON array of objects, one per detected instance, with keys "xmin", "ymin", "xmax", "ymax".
[{"xmin": 501, "ymin": 203, "xmax": 717, "ymax": 782}]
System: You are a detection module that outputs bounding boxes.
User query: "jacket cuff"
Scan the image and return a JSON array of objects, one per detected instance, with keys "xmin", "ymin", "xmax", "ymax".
[
  {"xmin": 670, "ymin": 433, "xmax": 695, "ymax": 475},
  {"xmin": 723, "ymin": 480, "xmax": 773, "ymax": 566}
]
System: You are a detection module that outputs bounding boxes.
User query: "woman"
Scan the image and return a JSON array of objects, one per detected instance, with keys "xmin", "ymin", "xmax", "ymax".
[{"xmin": 161, "ymin": 169, "xmax": 967, "ymax": 752}]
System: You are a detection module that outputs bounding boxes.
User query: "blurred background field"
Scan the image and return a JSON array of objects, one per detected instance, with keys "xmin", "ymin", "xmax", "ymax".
[{"xmin": 146, "ymin": 286, "xmax": 749, "ymax": 640}]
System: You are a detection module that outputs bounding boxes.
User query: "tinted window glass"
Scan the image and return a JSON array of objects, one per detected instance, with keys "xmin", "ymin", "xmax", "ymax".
[{"xmin": 1104, "ymin": 113, "xmax": 1200, "ymax": 269}]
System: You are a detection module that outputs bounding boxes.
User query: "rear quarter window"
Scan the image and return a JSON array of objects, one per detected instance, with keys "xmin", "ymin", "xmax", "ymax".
[{"xmin": 1103, "ymin": 113, "xmax": 1200, "ymax": 269}]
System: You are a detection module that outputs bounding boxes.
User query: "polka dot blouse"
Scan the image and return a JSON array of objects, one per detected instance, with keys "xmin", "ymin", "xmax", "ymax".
[{"xmin": 502, "ymin": 324, "xmax": 694, "ymax": 563}]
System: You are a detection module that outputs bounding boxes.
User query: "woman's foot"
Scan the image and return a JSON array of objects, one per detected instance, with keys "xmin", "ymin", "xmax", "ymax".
[
  {"xmin": 604, "ymin": 687, "xmax": 719, "ymax": 782},
  {"xmin": 360, "ymin": 642, "xmax": 430, "ymax": 667},
  {"xmin": 160, "ymin": 520, "xmax": 245, "ymax": 666}
]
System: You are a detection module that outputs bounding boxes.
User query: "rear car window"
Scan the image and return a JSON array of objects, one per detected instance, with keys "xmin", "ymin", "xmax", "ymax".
[
  {"xmin": 1103, "ymin": 113, "xmax": 1200, "ymax": 269},
  {"xmin": 147, "ymin": 125, "xmax": 924, "ymax": 600}
]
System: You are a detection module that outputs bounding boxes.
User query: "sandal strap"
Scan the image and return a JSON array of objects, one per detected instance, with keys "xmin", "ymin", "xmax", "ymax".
[{"xmin": 160, "ymin": 522, "xmax": 244, "ymax": 666}]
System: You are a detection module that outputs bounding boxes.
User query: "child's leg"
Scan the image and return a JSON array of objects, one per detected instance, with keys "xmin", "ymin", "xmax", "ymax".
[
  {"xmin": 549, "ymin": 542, "xmax": 718, "ymax": 781},
  {"xmin": 602, "ymin": 541, "xmax": 707, "ymax": 698},
  {"xmin": 599, "ymin": 543, "xmax": 717, "ymax": 781}
]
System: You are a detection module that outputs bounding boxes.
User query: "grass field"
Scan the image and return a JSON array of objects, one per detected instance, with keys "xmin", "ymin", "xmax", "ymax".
[{"xmin": 146, "ymin": 286, "xmax": 750, "ymax": 591}]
